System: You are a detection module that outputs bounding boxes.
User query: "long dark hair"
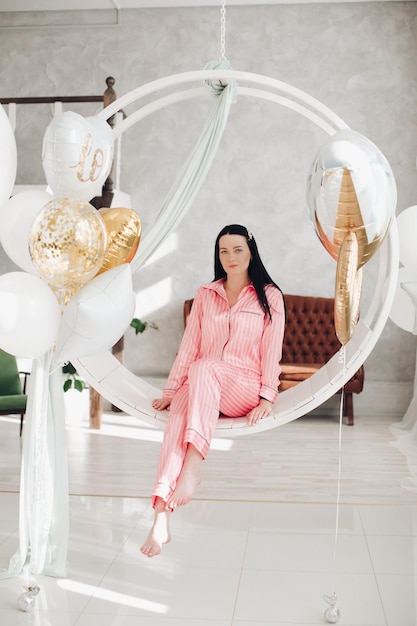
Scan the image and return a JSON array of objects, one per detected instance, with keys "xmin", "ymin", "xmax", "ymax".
[{"xmin": 214, "ymin": 224, "xmax": 283, "ymax": 321}]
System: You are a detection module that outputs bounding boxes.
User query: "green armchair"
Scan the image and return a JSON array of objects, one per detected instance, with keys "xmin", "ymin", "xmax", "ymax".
[{"xmin": 0, "ymin": 348, "xmax": 29, "ymax": 436}]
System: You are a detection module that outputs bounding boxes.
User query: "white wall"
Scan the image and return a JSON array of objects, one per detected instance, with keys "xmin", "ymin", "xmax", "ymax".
[{"xmin": 0, "ymin": 4, "xmax": 416, "ymax": 401}]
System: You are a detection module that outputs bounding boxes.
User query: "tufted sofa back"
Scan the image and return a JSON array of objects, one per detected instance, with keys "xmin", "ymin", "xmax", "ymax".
[{"xmin": 282, "ymin": 294, "xmax": 341, "ymax": 365}]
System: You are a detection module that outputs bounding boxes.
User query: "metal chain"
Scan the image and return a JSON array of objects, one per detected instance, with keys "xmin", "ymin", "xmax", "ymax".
[{"xmin": 220, "ymin": 1, "xmax": 227, "ymax": 61}]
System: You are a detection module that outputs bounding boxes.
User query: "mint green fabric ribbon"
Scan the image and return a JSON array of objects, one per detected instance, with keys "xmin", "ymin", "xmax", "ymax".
[
  {"xmin": 0, "ymin": 351, "xmax": 69, "ymax": 580},
  {"xmin": 132, "ymin": 60, "xmax": 236, "ymax": 272}
]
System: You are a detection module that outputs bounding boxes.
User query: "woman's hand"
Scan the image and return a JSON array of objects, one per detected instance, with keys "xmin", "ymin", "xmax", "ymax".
[
  {"xmin": 152, "ymin": 396, "xmax": 172, "ymax": 411},
  {"xmin": 246, "ymin": 398, "xmax": 273, "ymax": 425}
]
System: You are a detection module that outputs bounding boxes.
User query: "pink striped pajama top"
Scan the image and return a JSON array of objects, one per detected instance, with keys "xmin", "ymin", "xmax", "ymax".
[{"xmin": 163, "ymin": 279, "xmax": 285, "ymax": 403}]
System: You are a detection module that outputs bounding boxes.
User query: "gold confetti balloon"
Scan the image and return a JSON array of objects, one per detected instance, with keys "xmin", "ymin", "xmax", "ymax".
[
  {"xmin": 306, "ymin": 129, "xmax": 396, "ymax": 269},
  {"xmin": 29, "ymin": 197, "xmax": 107, "ymax": 305},
  {"xmin": 97, "ymin": 207, "xmax": 141, "ymax": 275}
]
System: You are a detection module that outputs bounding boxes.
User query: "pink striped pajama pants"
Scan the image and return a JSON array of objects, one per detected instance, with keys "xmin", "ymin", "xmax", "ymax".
[{"xmin": 152, "ymin": 357, "xmax": 261, "ymax": 505}]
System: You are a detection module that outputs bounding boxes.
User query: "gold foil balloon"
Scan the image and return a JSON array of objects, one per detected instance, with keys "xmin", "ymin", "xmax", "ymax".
[
  {"xmin": 97, "ymin": 207, "xmax": 141, "ymax": 274},
  {"xmin": 29, "ymin": 197, "xmax": 107, "ymax": 305},
  {"xmin": 334, "ymin": 230, "xmax": 363, "ymax": 345},
  {"xmin": 307, "ymin": 129, "xmax": 397, "ymax": 269}
]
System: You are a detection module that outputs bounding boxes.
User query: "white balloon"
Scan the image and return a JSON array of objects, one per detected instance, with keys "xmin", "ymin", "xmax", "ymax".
[
  {"xmin": 42, "ymin": 111, "xmax": 114, "ymax": 201},
  {"xmin": 389, "ymin": 267, "xmax": 417, "ymax": 334},
  {"xmin": 55, "ymin": 264, "xmax": 135, "ymax": 364},
  {"xmin": 0, "ymin": 272, "xmax": 61, "ymax": 358},
  {"xmin": 0, "ymin": 104, "xmax": 17, "ymax": 208},
  {"xmin": 0, "ymin": 189, "xmax": 53, "ymax": 273},
  {"xmin": 397, "ymin": 205, "xmax": 417, "ymax": 274}
]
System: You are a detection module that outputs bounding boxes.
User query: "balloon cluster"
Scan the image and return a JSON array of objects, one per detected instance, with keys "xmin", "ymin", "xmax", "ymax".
[
  {"xmin": 307, "ymin": 129, "xmax": 397, "ymax": 345},
  {"xmin": 0, "ymin": 107, "xmax": 141, "ymax": 363}
]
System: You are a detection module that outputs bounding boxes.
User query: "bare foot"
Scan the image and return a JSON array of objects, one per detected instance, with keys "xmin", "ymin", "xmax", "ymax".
[
  {"xmin": 167, "ymin": 444, "xmax": 202, "ymax": 510},
  {"xmin": 140, "ymin": 498, "xmax": 172, "ymax": 558}
]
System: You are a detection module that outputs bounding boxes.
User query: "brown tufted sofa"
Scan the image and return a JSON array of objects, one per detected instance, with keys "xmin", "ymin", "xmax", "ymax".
[
  {"xmin": 183, "ymin": 293, "xmax": 364, "ymax": 426},
  {"xmin": 279, "ymin": 294, "xmax": 364, "ymax": 425}
]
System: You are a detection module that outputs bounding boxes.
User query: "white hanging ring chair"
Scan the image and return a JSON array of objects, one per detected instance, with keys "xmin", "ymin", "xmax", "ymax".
[{"xmin": 73, "ymin": 69, "xmax": 399, "ymax": 437}]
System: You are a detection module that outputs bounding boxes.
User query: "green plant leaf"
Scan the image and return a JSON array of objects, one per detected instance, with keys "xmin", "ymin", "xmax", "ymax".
[
  {"xmin": 130, "ymin": 318, "xmax": 159, "ymax": 335},
  {"xmin": 74, "ymin": 379, "xmax": 85, "ymax": 393},
  {"xmin": 63, "ymin": 379, "xmax": 73, "ymax": 392},
  {"xmin": 130, "ymin": 318, "xmax": 147, "ymax": 334}
]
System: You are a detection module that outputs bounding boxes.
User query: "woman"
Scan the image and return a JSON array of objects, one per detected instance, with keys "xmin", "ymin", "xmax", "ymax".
[{"xmin": 141, "ymin": 224, "xmax": 285, "ymax": 557}]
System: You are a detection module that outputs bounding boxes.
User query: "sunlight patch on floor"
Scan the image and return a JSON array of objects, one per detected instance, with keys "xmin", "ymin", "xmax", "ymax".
[{"xmin": 57, "ymin": 579, "xmax": 168, "ymax": 614}]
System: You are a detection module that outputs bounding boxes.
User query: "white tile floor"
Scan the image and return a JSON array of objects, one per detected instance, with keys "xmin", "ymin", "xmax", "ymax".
[
  {"xmin": 0, "ymin": 413, "xmax": 417, "ymax": 625},
  {"xmin": 1, "ymin": 495, "xmax": 417, "ymax": 624}
]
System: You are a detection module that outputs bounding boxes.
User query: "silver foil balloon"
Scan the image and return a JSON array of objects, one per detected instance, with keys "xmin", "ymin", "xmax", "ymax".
[{"xmin": 306, "ymin": 129, "xmax": 397, "ymax": 269}]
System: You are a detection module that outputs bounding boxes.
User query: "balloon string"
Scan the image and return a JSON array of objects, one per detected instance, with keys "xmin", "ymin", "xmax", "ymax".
[{"xmin": 331, "ymin": 345, "xmax": 345, "ymax": 595}]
